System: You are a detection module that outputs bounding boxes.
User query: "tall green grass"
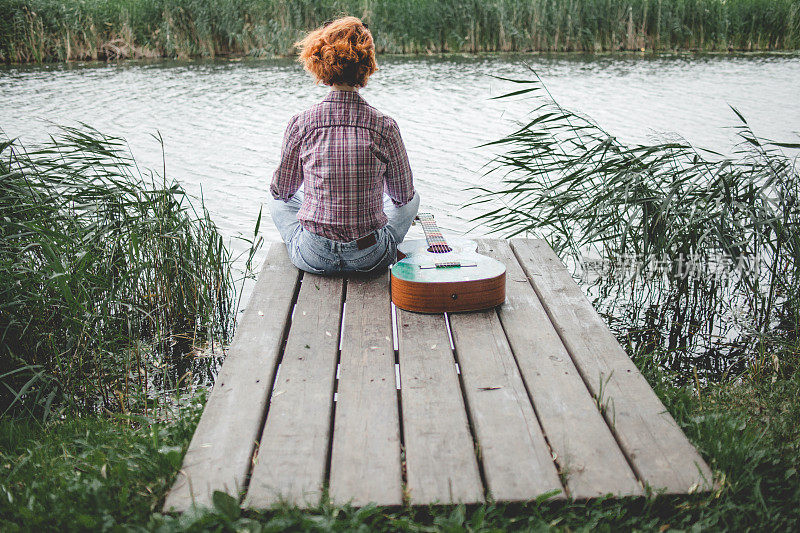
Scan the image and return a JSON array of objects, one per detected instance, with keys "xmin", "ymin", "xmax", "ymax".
[
  {"xmin": 0, "ymin": 126, "xmax": 254, "ymax": 417},
  {"xmin": 1, "ymin": 0, "xmax": 799, "ymax": 62},
  {"xmin": 471, "ymin": 73, "xmax": 799, "ymax": 378},
  {"xmin": 0, "ymin": 391, "xmax": 205, "ymax": 530}
]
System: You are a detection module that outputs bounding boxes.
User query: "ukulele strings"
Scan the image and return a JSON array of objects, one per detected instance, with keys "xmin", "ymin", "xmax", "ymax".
[{"xmin": 420, "ymin": 217, "xmax": 451, "ymax": 253}]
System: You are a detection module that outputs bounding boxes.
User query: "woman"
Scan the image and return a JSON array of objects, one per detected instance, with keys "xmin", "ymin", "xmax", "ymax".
[{"xmin": 270, "ymin": 16, "xmax": 420, "ymax": 275}]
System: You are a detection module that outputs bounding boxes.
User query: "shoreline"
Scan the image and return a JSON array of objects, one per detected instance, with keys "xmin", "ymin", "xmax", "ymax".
[{"xmin": 4, "ymin": 48, "xmax": 800, "ymax": 68}]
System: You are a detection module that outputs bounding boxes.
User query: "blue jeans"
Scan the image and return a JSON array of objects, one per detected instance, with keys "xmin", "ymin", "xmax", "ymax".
[{"xmin": 270, "ymin": 188, "xmax": 420, "ymax": 275}]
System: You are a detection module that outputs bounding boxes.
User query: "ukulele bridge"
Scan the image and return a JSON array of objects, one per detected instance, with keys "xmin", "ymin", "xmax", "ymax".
[{"xmin": 418, "ymin": 262, "xmax": 478, "ymax": 269}]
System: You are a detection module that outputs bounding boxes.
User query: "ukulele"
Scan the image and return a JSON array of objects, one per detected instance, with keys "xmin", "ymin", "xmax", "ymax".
[{"xmin": 390, "ymin": 213, "xmax": 506, "ymax": 313}]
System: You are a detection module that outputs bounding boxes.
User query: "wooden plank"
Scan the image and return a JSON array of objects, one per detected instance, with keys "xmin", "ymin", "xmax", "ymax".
[
  {"xmin": 448, "ymin": 309, "xmax": 564, "ymax": 501},
  {"xmin": 163, "ymin": 243, "xmax": 300, "ymax": 512},
  {"xmin": 397, "ymin": 309, "xmax": 484, "ymax": 505},
  {"xmin": 481, "ymin": 239, "xmax": 642, "ymax": 499},
  {"xmin": 328, "ymin": 274, "xmax": 403, "ymax": 507},
  {"xmin": 510, "ymin": 239, "xmax": 713, "ymax": 494},
  {"xmin": 243, "ymin": 274, "xmax": 344, "ymax": 508}
]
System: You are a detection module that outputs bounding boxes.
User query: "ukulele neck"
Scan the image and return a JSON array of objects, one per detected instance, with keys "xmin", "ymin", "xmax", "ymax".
[{"xmin": 416, "ymin": 214, "xmax": 453, "ymax": 254}]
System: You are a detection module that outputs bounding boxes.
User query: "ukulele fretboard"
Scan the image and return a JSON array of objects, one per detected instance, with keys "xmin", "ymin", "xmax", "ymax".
[{"xmin": 416, "ymin": 213, "xmax": 453, "ymax": 254}]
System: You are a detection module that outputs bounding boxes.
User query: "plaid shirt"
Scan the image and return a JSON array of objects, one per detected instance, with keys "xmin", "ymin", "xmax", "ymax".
[{"xmin": 270, "ymin": 90, "xmax": 415, "ymax": 242}]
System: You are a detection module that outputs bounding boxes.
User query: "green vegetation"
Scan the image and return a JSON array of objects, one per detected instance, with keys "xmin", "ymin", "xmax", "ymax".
[
  {"xmin": 0, "ymin": 392, "xmax": 205, "ymax": 531},
  {"xmin": 472, "ymin": 74, "xmax": 799, "ymax": 379},
  {"xmin": 0, "ymin": 127, "xmax": 258, "ymax": 417},
  {"xmin": 1, "ymin": 0, "xmax": 799, "ymax": 62}
]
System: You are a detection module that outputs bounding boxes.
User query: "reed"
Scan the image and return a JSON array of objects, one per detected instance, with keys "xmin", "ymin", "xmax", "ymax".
[
  {"xmin": 471, "ymin": 72, "xmax": 799, "ymax": 379},
  {"xmin": 0, "ymin": 126, "xmax": 255, "ymax": 417},
  {"xmin": 1, "ymin": 0, "xmax": 798, "ymax": 62}
]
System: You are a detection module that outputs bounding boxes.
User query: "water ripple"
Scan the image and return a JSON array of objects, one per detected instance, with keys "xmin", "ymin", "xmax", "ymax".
[{"xmin": 2, "ymin": 53, "xmax": 799, "ymax": 267}]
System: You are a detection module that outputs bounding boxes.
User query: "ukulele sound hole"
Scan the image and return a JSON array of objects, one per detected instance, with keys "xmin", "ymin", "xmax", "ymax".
[{"xmin": 427, "ymin": 245, "xmax": 453, "ymax": 253}]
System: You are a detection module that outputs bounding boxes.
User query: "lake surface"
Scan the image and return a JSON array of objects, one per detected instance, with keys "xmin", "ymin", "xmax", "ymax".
[{"xmin": 2, "ymin": 53, "xmax": 799, "ymax": 287}]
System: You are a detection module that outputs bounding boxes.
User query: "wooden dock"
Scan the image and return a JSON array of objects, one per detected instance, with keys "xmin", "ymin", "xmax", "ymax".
[{"xmin": 163, "ymin": 239, "xmax": 712, "ymax": 511}]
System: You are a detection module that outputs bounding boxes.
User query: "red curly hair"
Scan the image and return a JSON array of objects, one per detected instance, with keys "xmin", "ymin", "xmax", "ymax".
[{"xmin": 295, "ymin": 16, "xmax": 377, "ymax": 88}]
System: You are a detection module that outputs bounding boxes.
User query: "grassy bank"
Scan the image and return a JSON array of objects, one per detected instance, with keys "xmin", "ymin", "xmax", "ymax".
[
  {"xmin": 0, "ymin": 392, "xmax": 205, "ymax": 530},
  {"xmin": 1, "ymin": 0, "xmax": 799, "ymax": 62}
]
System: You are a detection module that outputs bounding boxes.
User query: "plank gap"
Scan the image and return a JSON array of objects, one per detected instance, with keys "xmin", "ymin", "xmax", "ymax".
[
  {"xmin": 492, "ymin": 307, "xmax": 571, "ymax": 498},
  {"xmin": 391, "ymin": 301, "xmax": 399, "ymax": 353},
  {"xmin": 322, "ymin": 277, "xmax": 348, "ymax": 494},
  {"xmin": 391, "ymin": 292, "xmax": 408, "ymax": 503},
  {"xmin": 389, "ymin": 288, "xmax": 409, "ymax": 504},
  {"xmin": 396, "ymin": 371, "xmax": 408, "ymax": 506},
  {"xmin": 449, "ymin": 333, "xmax": 489, "ymax": 501},
  {"xmin": 338, "ymin": 302, "xmax": 347, "ymax": 352},
  {"xmin": 272, "ymin": 364, "xmax": 281, "ymax": 390},
  {"xmin": 240, "ymin": 268, "xmax": 305, "ymax": 501},
  {"xmin": 398, "ymin": 390, "xmax": 408, "ymax": 506},
  {"xmin": 444, "ymin": 312, "xmax": 455, "ymax": 351}
]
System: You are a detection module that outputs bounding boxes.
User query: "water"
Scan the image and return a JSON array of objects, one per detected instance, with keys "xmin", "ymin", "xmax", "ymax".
[{"xmin": 2, "ymin": 53, "xmax": 799, "ymax": 285}]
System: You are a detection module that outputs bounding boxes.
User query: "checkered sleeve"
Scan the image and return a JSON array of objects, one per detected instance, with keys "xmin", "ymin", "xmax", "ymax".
[
  {"xmin": 384, "ymin": 118, "xmax": 415, "ymax": 207},
  {"xmin": 270, "ymin": 115, "xmax": 303, "ymax": 201}
]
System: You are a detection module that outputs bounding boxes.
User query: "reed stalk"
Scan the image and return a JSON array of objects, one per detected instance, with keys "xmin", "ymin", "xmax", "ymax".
[
  {"xmin": 471, "ymin": 72, "xmax": 799, "ymax": 378},
  {"xmin": 1, "ymin": 0, "xmax": 799, "ymax": 62},
  {"xmin": 0, "ymin": 126, "xmax": 255, "ymax": 417}
]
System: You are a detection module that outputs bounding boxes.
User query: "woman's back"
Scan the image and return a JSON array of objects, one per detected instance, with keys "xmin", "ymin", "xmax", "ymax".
[{"xmin": 271, "ymin": 90, "xmax": 413, "ymax": 242}]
